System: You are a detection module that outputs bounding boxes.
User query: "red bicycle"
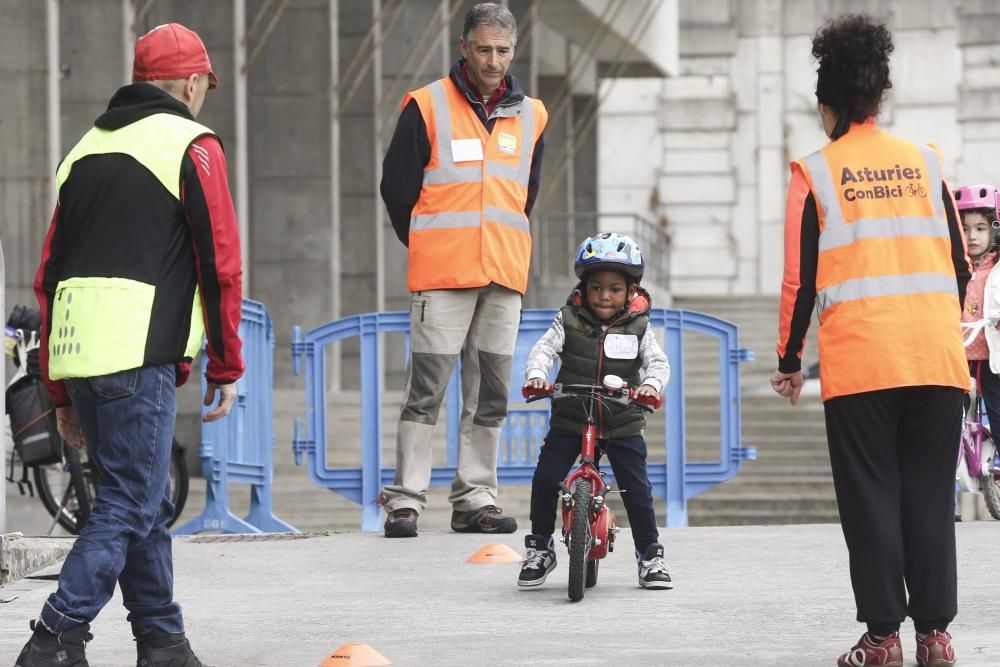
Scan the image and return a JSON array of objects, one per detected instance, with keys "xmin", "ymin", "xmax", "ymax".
[{"xmin": 523, "ymin": 375, "xmax": 661, "ymax": 601}]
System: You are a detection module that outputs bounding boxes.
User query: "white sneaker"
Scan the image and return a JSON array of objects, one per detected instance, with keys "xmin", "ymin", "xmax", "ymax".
[
  {"xmin": 637, "ymin": 543, "xmax": 673, "ymax": 589},
  {"xmin": 518, "ymin": 535, "xmax": 557, "ymax": 588}
]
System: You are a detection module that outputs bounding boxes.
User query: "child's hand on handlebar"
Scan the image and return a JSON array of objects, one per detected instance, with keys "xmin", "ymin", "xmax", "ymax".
[
  {"xmin": 635, "ymin": 383, "xmax": 659, "ymax": 398},
  {"xmin": 524, "ymin": 378, "xmax": 547, "ymax": 389}
]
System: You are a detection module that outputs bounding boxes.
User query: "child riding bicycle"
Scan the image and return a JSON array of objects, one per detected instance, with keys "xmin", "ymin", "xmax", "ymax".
[
  {"xmin": 518, "ymin": 232, "xmax": 673, "ymax": 590},
  {"xmin": 956, "ymin": 184, "xmax": 1000, "ymax": 428}
]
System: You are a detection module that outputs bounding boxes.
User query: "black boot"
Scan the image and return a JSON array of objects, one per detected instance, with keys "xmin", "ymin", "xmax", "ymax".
[
  {"xmin": 15, "ymin": 620, "xmax": 91, "ymax": 667},
  {"xmin": 135, "ymin": 629, "xmax": 212, "ymax": 667}
]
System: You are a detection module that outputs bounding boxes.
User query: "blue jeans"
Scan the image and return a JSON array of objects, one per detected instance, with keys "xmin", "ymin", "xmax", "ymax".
[{"xmin": 40, "ymin": 363, "xmax": 182, "ymax": 635}]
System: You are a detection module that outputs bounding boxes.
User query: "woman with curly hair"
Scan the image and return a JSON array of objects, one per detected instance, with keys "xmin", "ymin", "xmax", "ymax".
[{"xmin": 770, "ymin": 14, "xmax": 968, "ymax": 667}]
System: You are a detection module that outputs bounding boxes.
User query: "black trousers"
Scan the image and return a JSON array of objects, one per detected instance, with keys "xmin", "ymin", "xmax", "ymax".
[
  {"xmin": 967, "ymin": 360, "xmax": 1000, "ymax": 429},
  {"xmin": 824, "ymin": 386, "xmax": 962, "ymax": 636},
  {"xmin": 529, "ymin": 428, "xmax": 659, "ymax": 555}
]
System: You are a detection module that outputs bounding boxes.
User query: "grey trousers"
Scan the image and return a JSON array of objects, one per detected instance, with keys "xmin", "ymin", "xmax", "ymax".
[{"xmin": 380, "ymin": 283, "xmax": 521, "ymax": 513}]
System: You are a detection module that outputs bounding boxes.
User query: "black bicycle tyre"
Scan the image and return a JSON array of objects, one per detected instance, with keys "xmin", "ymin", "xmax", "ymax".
[
  {"xmin": 167, "ymin": 442, "xmax": 190, "ymax": 527},
  {"xmin": 981, "ymin": 473, "xmax": 1000, "ymax": 520},
  {"xmin": 33, "ymin": 443, "xmax": 92, "ymax": 534},
  {"xmin": 35, "ymin": 438, "xmax": 190, "ymax": 534},
  {"xmin": 586, "ymin": 558, "xmax": 599, "ymax": 588},
  {"xmin": 568, "ymin": 480, "xmax": 592, "ymax": 602}
]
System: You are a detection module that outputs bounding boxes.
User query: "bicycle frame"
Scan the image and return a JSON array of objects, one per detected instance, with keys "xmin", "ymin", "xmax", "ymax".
[
  {"xmin": 560, "ymin": 417, "xmax": 615, "ymax": 560},
  {"xmin": 958, "ymin": 381, "xmax": 1000, "ymax": 493},
  {"xmin": 524, "ymin": 379, "xmax": 661, "ymax": 562}
]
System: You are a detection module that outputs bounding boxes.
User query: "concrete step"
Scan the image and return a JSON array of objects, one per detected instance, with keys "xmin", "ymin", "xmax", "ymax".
[
  {"xmin": 688, "ymin": 509, "xmax": 841, "ymax": 526},
  {"xmin": 691, "ymin": 493, "xmax": 838, "ymax": 512}
]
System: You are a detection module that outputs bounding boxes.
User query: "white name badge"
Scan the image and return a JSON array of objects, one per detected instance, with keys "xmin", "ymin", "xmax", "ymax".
[
  {"xmin": 604, "ymin": 333, "xmax": 639, "ymax": 360},
  {"xmin": 451, "ymin": 138, "xmax": 484, "ymax": 163},
  {"xmin": 497, "ymin": 132, "xmax": 517, "ymax": 155}
]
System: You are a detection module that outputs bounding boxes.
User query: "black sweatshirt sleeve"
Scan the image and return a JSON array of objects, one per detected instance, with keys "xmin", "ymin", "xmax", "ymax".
[
  {"xmin": 380, "ymin": 99, "xmax": 430, "ymax": 247},
  {"xmin": 525, "ymin": 133, "xmax": 545, "ymax": 216},
  {"xmin": 943, "ymin": 182, "xmax": 971, "ymax": 307},
  {"xmin": 777, "ymin": 192, "xmax": 820, "ymax": 373}
]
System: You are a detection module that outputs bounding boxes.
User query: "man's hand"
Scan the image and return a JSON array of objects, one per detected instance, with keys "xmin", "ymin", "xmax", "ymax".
[
  {"xmin": 635, "ymin": 383, "xmax": 659, "ymax": 398},
  {"xmin": 203, "ymin": 382, "xmax": 238, "ymax": 422},
  {"xmin": 770, "ymin": 370, "xmax": 804, "ymax": 406},
  {"xmin": 524, "ymin": 378, "xmax": 546, "ymax": 389},
  {"xmin": 56, "ymin": 406, "xmax": 86, "ymax": 449}
]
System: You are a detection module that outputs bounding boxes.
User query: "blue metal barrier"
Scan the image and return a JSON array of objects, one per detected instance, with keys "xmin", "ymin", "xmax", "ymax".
[
  {"xmin": 174, "ymin": 299, "xmax": 297, "ymax": 535},
  {"xmin": 292, "ymin": 308, "xmax": 755, "ymax": 532}
]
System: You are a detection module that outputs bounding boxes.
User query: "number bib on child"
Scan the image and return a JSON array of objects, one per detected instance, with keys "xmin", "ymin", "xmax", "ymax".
[{"xmin": 604, "ymin": 333, "xmax": 639, "ymax": 359}]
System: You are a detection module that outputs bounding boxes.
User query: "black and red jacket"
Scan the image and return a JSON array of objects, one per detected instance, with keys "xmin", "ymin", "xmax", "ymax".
[{"xmin": 35, "ymin": 83, "xmax": 244, "ymax": 405}]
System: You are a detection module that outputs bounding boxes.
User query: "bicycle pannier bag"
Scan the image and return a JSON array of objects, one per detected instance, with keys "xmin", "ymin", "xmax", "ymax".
[{"xmin": 6, "ymin": 376, "xmax": 63, "ymax": 466}]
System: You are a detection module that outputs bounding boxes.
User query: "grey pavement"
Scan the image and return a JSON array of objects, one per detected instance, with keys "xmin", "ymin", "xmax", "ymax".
[{"xmin": 1, "ymin": 522, "xmax": 998, "ymax": 666}]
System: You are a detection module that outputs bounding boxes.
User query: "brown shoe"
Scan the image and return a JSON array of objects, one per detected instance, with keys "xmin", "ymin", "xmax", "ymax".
[
  {"xmin": 916, "ymin": 630, "xmax": 956, "ymax": 667},
  {"xmin": 384, "ymin": 508, "xmax": 418, "ymax": 538},
  {"xmin": 451, "ymin": 505, "xmax": 517, "ymax": 533}
]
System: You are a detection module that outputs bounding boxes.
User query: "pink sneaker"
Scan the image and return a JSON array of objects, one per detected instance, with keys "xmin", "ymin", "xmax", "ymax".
[
  {"xmin": 837, "ymin": 632, "xmax": 903, "ymax": 667},
  {"xmin": 916, "ymin": 630, "xmax": 956, "ymax": 666}
]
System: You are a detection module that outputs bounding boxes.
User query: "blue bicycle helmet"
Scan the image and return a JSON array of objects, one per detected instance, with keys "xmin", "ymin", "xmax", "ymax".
[{"xmin": 573, "ymin": 232, "xmax": 645, "ymax": 280}]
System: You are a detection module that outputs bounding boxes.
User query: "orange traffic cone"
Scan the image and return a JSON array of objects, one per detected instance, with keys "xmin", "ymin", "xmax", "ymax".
[
  {"xmin": 465, "ymin": 543, "xmax": 522, "ymax": 563},
  {"xmin": 319, "ymin": 643, "xmax": 392, "ymax": 666}
]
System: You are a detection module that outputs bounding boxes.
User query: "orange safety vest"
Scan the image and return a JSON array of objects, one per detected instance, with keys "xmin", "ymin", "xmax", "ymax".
[
  {"xmin": 404, "ymin": 77, "xmax": 547, "ymax": 294},
  {"xmin": 793, "ymin": 123, "xmax": 968, "ymax": 400}
]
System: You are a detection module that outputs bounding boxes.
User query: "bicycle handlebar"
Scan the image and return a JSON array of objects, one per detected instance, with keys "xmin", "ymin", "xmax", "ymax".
[
  {"xmin": 962, "ymin": 317, "xmax": 1000, "ymax": 348},
  {"xmin": 522, "ymin": 381, "xmax": 662, "ymax": 412}
]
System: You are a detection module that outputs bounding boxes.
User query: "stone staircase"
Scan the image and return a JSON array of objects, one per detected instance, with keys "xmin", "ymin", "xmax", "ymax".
[
  {"xmin": 673, "ymin": 295, "xmax": 838, "ymax": 526},
  {"xmin": 175, "ymin": 295, "xmax": 839, "ymax": 533}
]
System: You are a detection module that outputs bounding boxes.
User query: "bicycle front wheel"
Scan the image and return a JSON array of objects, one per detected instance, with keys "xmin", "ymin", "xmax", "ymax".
[
  {"xmin": 567, "ymin": 480, "xmax": 592, "ymax": 602},
  {"xmin": 982, "ymin": 472, "xmax": 1000, "ymax": 520}
]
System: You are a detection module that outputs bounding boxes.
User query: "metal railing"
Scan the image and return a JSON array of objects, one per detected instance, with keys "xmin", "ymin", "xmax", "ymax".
[
  {"xmin": 173, "ymin": 299, "xmax": 297, "ymax": 535},
  {"xmin": 532, "ymin": 211, "xmax": 671, "ymax": 292},
  {"xmin": 291, "ymin": 308, "xmax": 755, "ymax": 532}
]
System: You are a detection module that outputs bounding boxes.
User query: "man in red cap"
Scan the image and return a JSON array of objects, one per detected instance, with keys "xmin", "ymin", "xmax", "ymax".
[{"xmin": 16, "ymin": 22, "xmax": 242, "ymax": 667}]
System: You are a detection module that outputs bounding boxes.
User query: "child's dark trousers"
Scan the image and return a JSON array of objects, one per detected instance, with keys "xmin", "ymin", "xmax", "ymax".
[{"xmin": 529, "ymin": 428, "xmax": 659, "ymax": 554}]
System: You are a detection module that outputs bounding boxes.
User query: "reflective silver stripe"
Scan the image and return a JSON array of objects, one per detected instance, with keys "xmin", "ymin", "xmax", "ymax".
[
  {"xmin": 424, "ymin": 80, "xmax": 484, "ymax": 185},
  {"xmin": 819, "ymin": 215, "xmax": 950, "ymax": 250},
  {"xmin": 807, "ymin": 148, "xmax": 948, "ymax": 252},
  {"xmin": 411, "ymin": 211, "xmax": 481, "ymax": 231},
  {"xmin": 410, "ymin": 207, "xmax": 528, "ymax": 233},
  {"xmin": 428, "ymin": 80, "xmax": 452, "ymax": 165},
  {"xmin": 515, "ymin": 99, "xmax": 534, "ymax": 187},
  {"xmin": 424, "ymin": 165, "xmax": 482, "ymax": 185},
  {"xmin": 816, "ymin": 272, "xmax": 958, "ymax": 316},
  {"xmin": 485, "ymin": 205, "xmax": 529, "ymax": 233},
  {"xmin": 484, "ymin": 161, "xmax": 520, "ymax": 182},
  {"xmin": 803, "ymin": 150, "xmax": 841, "ymax": 232},
  {"xmin": 21, "ymin": 433, "xmax": 49, "ymax": 446}
]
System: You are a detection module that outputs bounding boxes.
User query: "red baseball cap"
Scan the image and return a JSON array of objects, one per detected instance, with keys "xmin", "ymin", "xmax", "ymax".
[{"xmin": 133, "ymin": 23, "xmax": 218, "ymax": 89}]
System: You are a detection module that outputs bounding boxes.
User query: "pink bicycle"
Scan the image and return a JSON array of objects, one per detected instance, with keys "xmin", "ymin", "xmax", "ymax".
[{"xmin": 959, "ymin": 319, "xmax": 1000, "ymax": 519}]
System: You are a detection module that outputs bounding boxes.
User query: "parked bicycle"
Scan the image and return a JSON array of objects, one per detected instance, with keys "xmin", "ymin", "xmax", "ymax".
[
  {"xmin": 523, "ymin": 375, "xmax": 661, "ymax": 601},
  {"xmin": 5, "ymin": 305, "xmax": 189, "ymax": 534},
  {"xmin": 958, "ymin": 318, "xmax": 1000, "ymax": 520}
]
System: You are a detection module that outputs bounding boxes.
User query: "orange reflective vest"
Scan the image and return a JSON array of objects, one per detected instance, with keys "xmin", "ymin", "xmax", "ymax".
[
  {"xmin": 404, "ymin": 77, "xmax": 547, "ymax": 294},
  {"xmin": 792, "ymin": 123, "xmax": 968, "ymax": 399}
]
